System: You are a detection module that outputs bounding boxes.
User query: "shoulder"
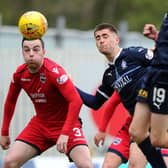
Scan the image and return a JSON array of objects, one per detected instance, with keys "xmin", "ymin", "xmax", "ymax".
[
  {"xmin": 44, "ymin": 58, "xmax": 68, "ymax": 84},
  {"xmin": 15, "ymin": 63, "xmax": 27, "ymax": 73},
  {"xmin": 123, "ymin": 47, "xmax": 148, "ymax": 55},
  {"xmin": 43, "ymin": 58, "xmax": 65, "ymax": 74},
  {"xmin": 12, "ymin": 64, "xmax": 27, "ymax": 83}
]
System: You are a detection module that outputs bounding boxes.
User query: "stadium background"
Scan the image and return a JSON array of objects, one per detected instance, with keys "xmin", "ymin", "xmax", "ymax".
[{"xmin": 0, "ymin": 22, "xmax": 154, "ymax": 167}]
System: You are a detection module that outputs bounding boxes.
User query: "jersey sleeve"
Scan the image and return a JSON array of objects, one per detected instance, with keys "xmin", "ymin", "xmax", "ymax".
[
  {"xmin": 1, "ymin": 73, "xmax": 22, "ymax": 136},
  {"xmin": 48, "ymin": 66, "xmax": 82, "ymax": 135},
  {"xmin": 99, "ymin": 91, "xmax": 121, "ymax": 132},
  {"xmin": 97, "ymin": 78, "xmax": 114, "ymax": 99},
  {"xmin": 76, "ymin": 87, "xmax": 107, "ymax": 110},
  {"xmin": 129, "ymin": 47, "xmax": 154, "ymax": 66}
]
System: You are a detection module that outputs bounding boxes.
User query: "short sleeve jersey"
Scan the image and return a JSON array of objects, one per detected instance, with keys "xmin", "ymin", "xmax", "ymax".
[{"xmin": 97, "ymin": 47, "xmax": 154, "ymax": 114}]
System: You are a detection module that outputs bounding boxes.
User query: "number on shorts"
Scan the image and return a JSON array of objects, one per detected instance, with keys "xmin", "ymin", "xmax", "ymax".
[
  {"xmin": 73, "ymin": 128, "xmax": 82, "ymax": 137},
  {"xmin": 153, "ymin": 87, "xmax": 166, "ymax": 104}
]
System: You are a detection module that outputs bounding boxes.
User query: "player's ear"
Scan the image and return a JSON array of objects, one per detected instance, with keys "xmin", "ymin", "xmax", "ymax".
[{"xmin": 116, "ymin": 36, "xmax": 120, "ymax": 43}]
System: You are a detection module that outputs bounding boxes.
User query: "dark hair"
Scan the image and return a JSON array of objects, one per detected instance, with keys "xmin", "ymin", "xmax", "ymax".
[
  {"xmin": 21, "ymin": 38, "xmax": 45, "ymax": 49},
  {"xmin": 94, "ymin": 23, "xmax": 118, "ymax": 35}
]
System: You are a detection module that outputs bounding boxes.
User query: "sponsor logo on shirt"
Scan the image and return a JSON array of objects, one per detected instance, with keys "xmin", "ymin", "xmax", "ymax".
[
  {"xmin": 138, "ymin": 89, "xmax": 148, "ymax": 98},
  {"xmin": 21, "ymin": 78, "xmax": 31, "ymax": 82},
  {"xmin": 113, "ymin": 75, "xmax": 132, "ymax": 93},
  {"xmin": 30, "ymin": 93, "xmax": 45, "ymax": 98},
  {"xmin": 57, "ymin": 74, "xmax": 68, "ymax": 84},
  {"xmin": 30, "ymin": 93, "xmax": 47, "ymax": 103}
]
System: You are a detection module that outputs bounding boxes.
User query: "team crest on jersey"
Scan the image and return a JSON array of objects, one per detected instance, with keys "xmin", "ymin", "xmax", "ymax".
[
  {"xmin": 121, "ymin": 60, "xmax": 127, "ymax": 69},
  {"xmin": 112, "ymin": 138, "xmax": 121, "ymax": 145},
  {"xmin": 40, "ymin": 73, "xmax": 46, "ymax": 83},
  {"xmin": 57, "ymin": 74, "xmax": 68, "ymax": 84},
  {"xmin": 145, "ymin": 50, "xmax": 154, "ymax": 60}
]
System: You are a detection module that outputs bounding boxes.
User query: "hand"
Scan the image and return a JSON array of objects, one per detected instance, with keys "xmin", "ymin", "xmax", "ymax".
[
  {"xmin": 143, "ymin": 24, "xmax": 158, "ymax": 41},
  {"xmin": 56, "ymin": 135, "xmax": 69, "ymax": 153},
  {"xmin": 94, "ymin": 132, "xmax": 106, "ymax": 147},
  {"xmin": 0, "ymin": 136, "xmax": 10, "ymax": 150}
]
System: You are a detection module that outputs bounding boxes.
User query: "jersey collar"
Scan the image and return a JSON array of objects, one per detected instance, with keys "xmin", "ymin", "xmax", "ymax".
[{"xmin": 109, "ymin": 48, "xmax": 123, "ymax": 65}]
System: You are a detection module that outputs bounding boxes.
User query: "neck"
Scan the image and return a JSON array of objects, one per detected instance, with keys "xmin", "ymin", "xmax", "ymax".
[
  {"xmin": 106, "ymin": 47, "xmax": 121, "ymax": 62},
  {"xmin": 28, "ymin": 66, "xmax": 41, "ymax": 74}
]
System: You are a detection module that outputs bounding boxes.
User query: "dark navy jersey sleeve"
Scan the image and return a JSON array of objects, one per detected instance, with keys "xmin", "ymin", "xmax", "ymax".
[
  {"xmin": 76, "ymin": 87, "xmax": 107, "ymax": 110},
  {"xmin": 127, "ymin": 47, "xmax": 154, "ymax": 66},
  {"xmin": 97, "ymin": 68, "xmax": 115, "ymax": 99}
]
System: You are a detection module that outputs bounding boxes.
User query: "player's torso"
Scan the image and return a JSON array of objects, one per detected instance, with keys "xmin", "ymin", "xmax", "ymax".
[
  {"xmin": 18, "ymin": 59, "xmax": 68, "ymax": 121},
  {"xmin": 102, "ymin": 48, "xmax": 147, "ymax": 113},
  {"xmin": 20, "ymin": 69, "xmax": 58, "ymax": 104}
]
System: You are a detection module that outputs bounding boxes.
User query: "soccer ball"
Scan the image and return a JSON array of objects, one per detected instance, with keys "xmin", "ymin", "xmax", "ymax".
[{"xmin": 18, "ymin": 11, "xmax": 48, "ymax": 39}]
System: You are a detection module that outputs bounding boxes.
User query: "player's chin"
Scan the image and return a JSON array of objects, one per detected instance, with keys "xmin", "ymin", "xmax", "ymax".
[
  {"xmin": 100, "ymin": 50, "xmax": 109, "ymax": 55},
  {"xmin": 27, "ymin": 63, "xmax": 38, "ymax": 69}
]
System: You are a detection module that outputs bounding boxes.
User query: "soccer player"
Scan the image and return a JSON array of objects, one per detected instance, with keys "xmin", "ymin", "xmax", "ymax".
[
  {"xmin": 76, "ymin": 22, "xmax": 167, "ymax": 167},
  {"xmin": 129, "ymin": 13, "xmax": 168, "ymax": 150},
  {"xmin": 0, "ymin": 38, "xmax": 93, "ymax": 168}
]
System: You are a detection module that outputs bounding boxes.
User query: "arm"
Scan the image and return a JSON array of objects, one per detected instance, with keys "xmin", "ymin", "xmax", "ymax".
[
  {"xmin": 99, "ymin": 91, "xmax": 121, "ymax": 132},
  {"xmin": 76, "ymin": 87, "xmax": 107, "ymax": 110},
  {"xmin": 0, "ymin": 80, "xmax": 21, "ymax": 150},
  {"xmin": 56, "ymin": 80, "xmax": 82, "ymax": 153},
  {"xmin": 94, "ymin": 91, "xmax": 121, "ymax": 147},
  {"xmin": 49, "ymin": 68, "xmax": 83, "ymax": 153}
]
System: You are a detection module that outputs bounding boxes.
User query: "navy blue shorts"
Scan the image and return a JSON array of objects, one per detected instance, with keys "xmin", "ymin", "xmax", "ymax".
[{"xmin": 137, "ymin": 68, "xmax": 168, "ymax": 114}]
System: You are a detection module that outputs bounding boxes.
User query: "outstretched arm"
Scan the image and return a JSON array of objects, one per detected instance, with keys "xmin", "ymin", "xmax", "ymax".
[{"xmin": 76, "ymin": 87, "xmax": 107, "ymax": 110}]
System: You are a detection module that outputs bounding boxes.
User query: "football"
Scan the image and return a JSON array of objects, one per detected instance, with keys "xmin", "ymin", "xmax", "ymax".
[{"xmin": 18, "ymin": 11, "xmax": 48, "ymax": 39}]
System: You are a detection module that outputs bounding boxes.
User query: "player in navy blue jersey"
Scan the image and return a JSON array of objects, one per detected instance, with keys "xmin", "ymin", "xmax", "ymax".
[
  {"xmin": 130, "ymin": 13, "xmax": 168, "ymax": 152},
  {"xmin": 77, "ymin": 22, "xmax": 167, "ymax": 167}
]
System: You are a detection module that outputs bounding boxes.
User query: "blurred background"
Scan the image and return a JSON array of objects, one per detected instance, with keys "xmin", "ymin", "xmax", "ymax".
[{"xmin": 0, "ymin": 0, "xmax": 168, "ymax": 167}]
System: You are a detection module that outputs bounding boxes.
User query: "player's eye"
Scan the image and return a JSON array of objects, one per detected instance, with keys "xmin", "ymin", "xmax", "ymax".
[
  {"xmin": 102, "ymin": 34, "xmax": 108, "ymax": 39},
  {"xmin": 96, "ymin": 36, "xmax": 100, "ymax": 41},
  {"xmin": 33, "ymin": 47, "xmax": 41, "ymax": 52},
  {"xmin": 24, "ymin": 48, "xmax": 30, "ymax": 52}
]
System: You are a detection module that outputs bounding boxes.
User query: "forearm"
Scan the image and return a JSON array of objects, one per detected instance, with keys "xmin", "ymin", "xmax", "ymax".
[
  {"xmin": 1, "ymin": 101, "xmax": 16, "ymax": 136},
  {"xmin": 1, "ymin": 82, "xmax": 21, "ymax": 136},
  {"xmin": 61, "ymin": 97, "xmax": 82, "ymax": 135},
  {"xmin": 76, "ymin": 87, "xmax": 107, "ymax": 110},
  {"xmin": 99, "ymin": 91, "xmax": 121, "ymax": 132}
]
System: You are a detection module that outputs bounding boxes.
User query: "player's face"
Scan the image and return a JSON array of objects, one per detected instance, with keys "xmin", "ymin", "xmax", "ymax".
[
  {"xmin": 95, "ymin": 29, "xmax": 119, "ymax": 55},
  {"xmin": 22, "ymin": 39, "xmax": 45, "ymax": 73}
]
